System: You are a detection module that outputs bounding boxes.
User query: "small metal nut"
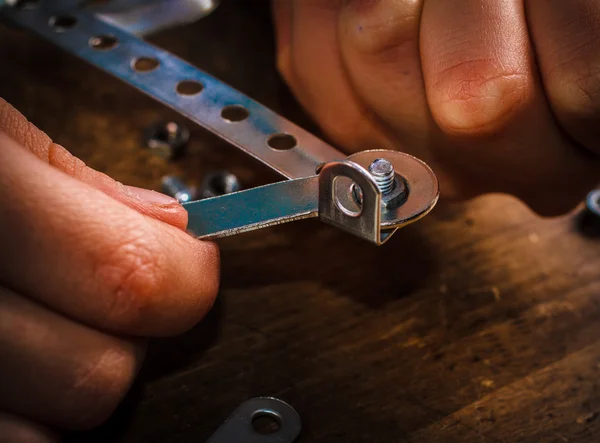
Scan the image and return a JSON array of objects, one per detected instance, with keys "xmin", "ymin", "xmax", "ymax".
[
  {"xmin": 199, "ymin": 171, "xmax": 242, "ymax": 199},
  {"xmin": 161, "ymin": 176, "xmax": 195, "ymax": 203},
  {"xmin": 143, "ymin": 121, "xmax": 189, "ymax": 159},
  {"xmin": 352, "ymin": 176, "xmax": 408, "ymax": 209},
  {"xmin": 586, "ymin": 189, "xmax": 600, "ymax": 218}
]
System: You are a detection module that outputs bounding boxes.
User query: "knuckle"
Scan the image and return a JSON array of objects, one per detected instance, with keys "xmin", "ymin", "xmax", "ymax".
[
  {"xmin": 62, "ymin": 346, "xmax": 141, "ymax": 430},
  {"xmin": 342, "ymin": 10, "xmax": 418, "ymax": 60},
  {"xmin": 433, "ymin": 59, "xmax": 530, "ymax": 135},
  {"xmin": 550, "ymin": 64, "xmax": 600, "ymax": 115}
]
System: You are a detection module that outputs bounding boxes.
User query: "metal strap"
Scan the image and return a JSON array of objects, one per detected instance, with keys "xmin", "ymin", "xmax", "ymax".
[
  {"xmin": 184, "ymin": 176, "xmax": 318, "ymax": 239},
  {"xmin": 2, "ymin": 2, "xmax": 343, "ymax": 179}
]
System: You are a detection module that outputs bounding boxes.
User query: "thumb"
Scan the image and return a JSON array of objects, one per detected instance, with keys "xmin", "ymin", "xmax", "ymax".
[{"xmin": 0, "ymin": 98, "xmax": 188, "ymax": 230}]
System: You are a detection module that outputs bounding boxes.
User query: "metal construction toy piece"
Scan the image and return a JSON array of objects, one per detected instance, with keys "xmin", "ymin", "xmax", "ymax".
[
  {"xmin": 2, "ymin": 0, "xmax": 439, "ymax": 245},
  {"xmin": 206, "ymin": 397, "xmax": 301, "ymax": 443},
  {"xmin": 587, "ymin": 189, "xmax": 600, "ymax": 219}
]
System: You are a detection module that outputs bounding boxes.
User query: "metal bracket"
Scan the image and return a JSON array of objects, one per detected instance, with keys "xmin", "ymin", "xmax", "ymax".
[
  {"xmin": 206, "ymin": 397, "xmax": 301, "ymax": 443},
  {"xmin": 184, "ymin": 150, "xmax": 437, "ymax": 245},
  {"xmin": 318, "ymin": 160, "xmax": 385, "ymax": 245}
]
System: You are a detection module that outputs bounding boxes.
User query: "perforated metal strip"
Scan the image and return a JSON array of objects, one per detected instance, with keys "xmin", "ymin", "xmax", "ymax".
[{"xmin": 3, "ymin": 2, "xmax": 343, "ymax": 179}]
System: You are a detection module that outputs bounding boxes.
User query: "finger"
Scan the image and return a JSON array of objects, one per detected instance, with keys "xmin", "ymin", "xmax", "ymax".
[
  {"xmin": 271, "ymin": 0, "xmax": 292, "ymax": 57},
  {"xmin": 0, "ymin": 412, "xmax": 60, "ymax": 443},
  {"xmin": 0, "ymin": 98, "xmax": 187, "ymax": 230},
  {"xmin": 0, "ymin": 289, "xmax": 144, "ymax": 430},
  {"xmin": 420, "ymin": 0, "xmax": 599, "ymax": 213},
  {"xmin": 338, "ymin": 0, "xmax": 434, "ymax": 152},
  {"xmin": 279, "ymin": 0, "xmax": 397, "ymax": 152},
  {"xmin": 526, "ymin": 0, "xmax": 600, "ymax": 154},
  {"xmin": 421, "ymin": 0, "xmax": 537, "ymax": 135},
  {"xmin": 0, "ymin": 133, "xmax": 220, "ymax": 336}
]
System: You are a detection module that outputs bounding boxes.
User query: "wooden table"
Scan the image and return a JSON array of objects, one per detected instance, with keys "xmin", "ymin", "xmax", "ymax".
[{"xmin": 2, "ymin": 2, "xmax": 600, "ymax": 442}]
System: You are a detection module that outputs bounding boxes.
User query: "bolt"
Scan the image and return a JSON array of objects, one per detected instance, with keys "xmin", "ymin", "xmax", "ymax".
[
  {"xmin": 161, "ymin": 176, "xmax": 195, "ymax": 203},
  {"xmin": 368, "ymin": 158, "xmax": 396, "ymax": 194},
  {"xmin": 352, "ymin": 158, "xmax": 408, "ymax": 209}
]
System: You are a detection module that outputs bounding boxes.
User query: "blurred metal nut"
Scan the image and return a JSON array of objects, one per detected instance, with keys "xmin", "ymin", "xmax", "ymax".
[
  {"xmin": 143, "ymin": 121, "xmax": 189, "ymax": 159},
  {"xmin": 586, "ymin": 189, "xmax": 600, "ymax": 218},
  {"xmin": 161, "ymin": 176, "xmax": 195, "ymax": 203},
  {"xmin": 199, "ymin": 171, "xmax": 242, "ymax": 199}
]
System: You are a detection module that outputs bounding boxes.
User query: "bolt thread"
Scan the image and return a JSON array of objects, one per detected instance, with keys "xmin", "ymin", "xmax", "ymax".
[{"xmin": 368, "ymin": 159, "xmax": 395, "ymax": 194}]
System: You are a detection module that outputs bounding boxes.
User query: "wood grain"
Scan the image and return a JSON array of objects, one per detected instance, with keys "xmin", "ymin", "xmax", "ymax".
[{"xmin": 1, "ymin": 1, "xmax": 599, "ymax": 442}]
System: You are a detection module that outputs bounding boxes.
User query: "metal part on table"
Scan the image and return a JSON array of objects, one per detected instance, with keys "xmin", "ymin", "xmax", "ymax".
[
  {"xmin": 206, "ymin": 397, "xmax": 301, "ymax": 443},
  {"xmin": 586, "ymin": 189, "xmax": 600, "ymax": 218},
  {"xmin": 143, "ymin": 121, "xmax": 189, "ymax": 159},
  {"xmin": 3, "ymin": 3, "xmax": 439, "ymax": 245},
  {"xmin": 199, "ymin": 171, "xmax": 242, "ymax": 199},
  {"xmin": 161, "ymin": 176, "xmax": 195, "ymax": 203},
  {"xmin": 162, "ymin": 171, "xmax": 241, "ymax": 204}
]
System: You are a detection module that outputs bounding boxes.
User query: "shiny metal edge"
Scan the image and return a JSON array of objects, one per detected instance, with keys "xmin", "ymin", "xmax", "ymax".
[
  {"xmin": 91, "ymin": 0, "xmax": 220, "ymax": 36},
  {"xmin": 184, "ymin": 177, "xmax": 319, "ymax": 239}
]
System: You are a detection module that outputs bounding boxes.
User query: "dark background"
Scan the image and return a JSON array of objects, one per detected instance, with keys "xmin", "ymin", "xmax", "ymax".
[{"xmin": 1, "ymin": 1, "xmax": 600, "ymax": 441}]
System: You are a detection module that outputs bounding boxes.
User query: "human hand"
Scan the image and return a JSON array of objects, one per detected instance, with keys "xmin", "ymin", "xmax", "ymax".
[
  {"xmin": 272, "ymin": 0, "xmax": 600, "ymax": 214},
  {"xmin": 0, "ymin": 99, "xmax": 219, "ymax": 441}
]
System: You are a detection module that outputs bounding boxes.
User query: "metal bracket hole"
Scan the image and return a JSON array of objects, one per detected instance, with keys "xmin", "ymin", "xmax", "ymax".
[
  {"xmin": 48, "ymin": 15, "xmax": 77, "ymax": 31},
  {"xmin": 131, "ymin": 56, "xmax": 160, "ymax": 72},
  {"xmin": 89, "ymin": 34, "xmax": 118, "ymax": 50},
  {"xmin": 176, "ymin": 79, "xmax": 203, "ymax": 96},
  {"xmin": 333, "ymin": 176, "xmax": 362, "ymax": 217},
  {"xmin": 251, "ymin": 411, "xmax": 282, "ymax": 435},
  {"xmin": 268, "ymin": 133, "xmax": 297, "ymax": 151},
  {"xmin": 221, "ymin": 105, "xmax": 249, "ymax": 122}
]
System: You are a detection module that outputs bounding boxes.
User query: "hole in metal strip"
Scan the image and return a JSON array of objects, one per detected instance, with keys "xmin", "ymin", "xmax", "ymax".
[
  {"xmin": 48, "ymin": 15, "xmax": 77, "ymax": 31},
  {"xmin": 176, "ymin": 80, "xmax": 203, "ymax": 96},
  {"xmin": 221, "ymin": 105, "xmax": 249, "ymax": 122},
  {"xmin": 333, "ymin": 176, "xmax": 362, "ymax": 217},
  {"xmin": 131, "ymin": 57, "xmax": 160, "ymax": 72},
  {"xmin": 89, "ymin": 35, "xmax": 118, "ymax": 50},
  {"xmin": 251, "ymin": 411, "xmax": 282, "ymax": 435},
  {"xmin": 267, "ymin": 133, "xmax": 296, "ymax": 151}
]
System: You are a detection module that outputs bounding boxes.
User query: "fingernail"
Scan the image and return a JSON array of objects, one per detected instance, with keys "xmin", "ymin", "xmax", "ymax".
[{"xmin": 124, "ymin": 185, "xmax": 179, "ymax": 206}]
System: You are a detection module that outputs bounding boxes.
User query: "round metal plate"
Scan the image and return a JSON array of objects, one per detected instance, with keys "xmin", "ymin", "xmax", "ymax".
[
  {"xmin": 587, "ymin": 189, "xmax": 600, "ymax": 217},
  {"xmin": 346, "ymin": 150, "xmax": 439, "ymax": 228}
]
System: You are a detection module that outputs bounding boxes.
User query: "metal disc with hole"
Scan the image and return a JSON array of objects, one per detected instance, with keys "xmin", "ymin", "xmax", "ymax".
[
  {"xmin": 346, "ymin": 150, "xmax": 439, "ymax": 228},
  {"xmin": 206, "ymin": 397, "xmax": 301, "ymax": 443},
  {"xmin": 587, "ymin": 189, "xmax": 600, "ymax": 218}
]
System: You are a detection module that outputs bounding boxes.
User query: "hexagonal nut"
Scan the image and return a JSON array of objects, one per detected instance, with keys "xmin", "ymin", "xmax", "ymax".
[
  {"xmin": 352, "ymin": 176, "xmax": 408, "ymax": 209},
  {"xmin": 143, "ymin": 121, "xmax": 189, "ymax": 160}
]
